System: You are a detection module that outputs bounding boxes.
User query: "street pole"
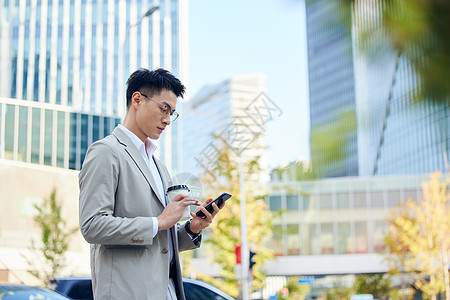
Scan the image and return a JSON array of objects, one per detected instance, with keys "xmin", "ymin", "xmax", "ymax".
[
  {"xmin": 239, "ymin": 147, "xmax": 249, "ymax": 300},
  {"xmin": 118, "ymin": 6, "xmax": 159, "ymax": 117}
]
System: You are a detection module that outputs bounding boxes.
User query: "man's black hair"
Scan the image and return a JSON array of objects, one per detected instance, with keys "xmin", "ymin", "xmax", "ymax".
[{"xmin": 126, "ymin": 68, "xmax": 186, "ymax": 108}]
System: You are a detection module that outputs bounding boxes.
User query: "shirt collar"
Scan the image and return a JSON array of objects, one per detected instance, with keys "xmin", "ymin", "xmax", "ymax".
[{"xmin": 118, "ymin": 124, "xmax": 157, "ymax": 157}]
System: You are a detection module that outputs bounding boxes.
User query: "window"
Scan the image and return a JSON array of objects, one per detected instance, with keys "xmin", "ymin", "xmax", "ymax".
[
  {"xmin": 337, "ymin": 222, "xmax": 351, "ymax": 254},
  {"xmin": 287, "ymin": 224, "xmax": 300, "ymax": 255},
  {"xmin": 320, "ymin": 223, "xmax": 334, "ymax": 254},
  {"xmin": 269, "ymin": 196, "xmax": 282, "ymax": 211},
  {"xmin": 286, "ymin": 194, "xmax": 299, "ymax": 211}
]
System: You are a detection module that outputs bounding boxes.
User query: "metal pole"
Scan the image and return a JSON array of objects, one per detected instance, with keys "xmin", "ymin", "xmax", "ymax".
[{"xmin": 239, "ymin": 147, "xmax": 249, "ymax": 300}]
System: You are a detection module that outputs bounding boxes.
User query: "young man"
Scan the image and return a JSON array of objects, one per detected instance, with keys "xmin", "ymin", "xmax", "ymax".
[{"xmin": 79, "ymin": 68, "xmax": 220, "ymax": 300}]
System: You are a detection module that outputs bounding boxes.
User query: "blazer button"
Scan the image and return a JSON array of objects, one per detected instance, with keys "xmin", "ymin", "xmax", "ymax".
[{"xmin": 162, "ymin": 248, "xmax": 169, "ymax": 254}]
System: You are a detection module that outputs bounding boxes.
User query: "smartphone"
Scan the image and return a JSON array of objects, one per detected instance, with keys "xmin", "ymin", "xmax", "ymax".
[{"xmin": 196, "ymin": 192, "xmax": 232, "ymax": 218}]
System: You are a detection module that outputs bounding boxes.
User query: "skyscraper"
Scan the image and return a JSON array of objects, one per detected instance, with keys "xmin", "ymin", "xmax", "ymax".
[
  {"xmin": 306, "ymin": 0, "xmax": 359, "ymax": 178},
  {"xmin": 306, "ymin": 0, "xmax": 449, "ymax": 177},
  {"xmin": 353, "ymin": 0, "xmax": 450, "ymax": 175},
  {"xmin": 0, "ymin": 0, "xmax": 188, "ymax": 172},
  {"xmin": 182, "ymin": 73, "xmax": 270, "ymax": 184}
]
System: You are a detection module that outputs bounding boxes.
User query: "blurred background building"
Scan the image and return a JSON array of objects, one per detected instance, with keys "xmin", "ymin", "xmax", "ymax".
[
  {"xmin": 0, "ymin": 0, "xmax": 187, "ymax": 283},
  {"xmin": 182, "ymin": 73, "xmax": 270, "ymax": 184},
  {"xmin": 352, "ymin": 0, "xmax": 450, "ymax": 176},
  {"xmin": 0, "ymin": 0, "xmax": 188, "ymax": 172},
  {"xmin": 306, "ymin": 0, "xmax": 359, "ymax": 178}
]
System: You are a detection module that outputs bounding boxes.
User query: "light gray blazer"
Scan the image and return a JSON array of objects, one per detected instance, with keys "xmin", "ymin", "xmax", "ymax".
[{"xmin": 79, "ymin": 126, "xmax": 199, "ymax": 300}]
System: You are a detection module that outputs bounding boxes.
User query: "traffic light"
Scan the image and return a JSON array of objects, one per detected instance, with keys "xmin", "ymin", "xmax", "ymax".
[{"xmin": 249, "ymin": 250, "xmax": 256, "ymax": 270}]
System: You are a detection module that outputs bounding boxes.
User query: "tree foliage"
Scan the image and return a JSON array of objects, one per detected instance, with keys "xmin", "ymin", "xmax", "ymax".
[
  {"xmin": 278, "ymin": 277, "xmax": 311, "ymax": 300},
  {"xmin": 384, "ymin": 172, "xmax": 450, "ymax": 300},
  {"xmin": 23, "ymin": 189, "xmax": 77, "ymax": 286},
  {"xmin": 196, "ymin": 144, "xmax": 274, "ymax": 298},
  {"xmin": 353, "ymin": 273, "xmax": 391, "ymax": 299}
]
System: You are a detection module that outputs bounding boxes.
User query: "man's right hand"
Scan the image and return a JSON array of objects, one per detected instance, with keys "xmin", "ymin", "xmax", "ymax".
[{"xmin": 157, "ymin": 195, "xmax": 201, "ymax": 231}]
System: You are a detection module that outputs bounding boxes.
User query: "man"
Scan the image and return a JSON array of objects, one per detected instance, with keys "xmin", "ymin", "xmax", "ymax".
[{"xmin": 79, "ymin": 68, "xmax": 220, "ymax": 300}]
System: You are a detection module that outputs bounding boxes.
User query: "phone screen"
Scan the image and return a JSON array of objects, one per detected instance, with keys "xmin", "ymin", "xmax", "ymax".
[{"xmin": 196, "ymin": 192, "xmax": 232, "ymax": 218}]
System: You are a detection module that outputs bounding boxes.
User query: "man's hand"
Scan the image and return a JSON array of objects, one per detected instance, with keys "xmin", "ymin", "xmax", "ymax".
[
  {"xmin": 188, "ymin": 197, "xmax": 225, "ymax": 233},
  {"xmin": 157, "ymin": 195, "xmax": 201, "ymax": 231}
]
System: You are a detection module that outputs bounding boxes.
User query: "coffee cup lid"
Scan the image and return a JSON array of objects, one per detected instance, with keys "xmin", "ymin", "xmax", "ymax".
[{"xmin": 167, "ymin": 185, "xmax": 190, "ymax": 192}]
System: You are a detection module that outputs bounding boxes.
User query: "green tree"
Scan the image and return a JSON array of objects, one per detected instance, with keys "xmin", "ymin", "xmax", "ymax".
[
  {"xmin": 277, "ymin": 277, "xmax": 311, "ymax": 300},
  {"xmin": 353, "ymin": 274, "xmax": 391, "ymax": 299},
  {"xmin": 197, "ymin": 144, "xmax": 274, "ymax": 298},
  {"xmin": 384, "ymin": 172, "xmax": 450, "ymax": 300},
  {"xmin": 23, "ymin": 189, "xmax": 78, "ymax": 286}
]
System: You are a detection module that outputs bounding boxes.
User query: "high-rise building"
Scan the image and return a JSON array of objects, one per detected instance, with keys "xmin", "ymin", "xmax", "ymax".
[
  {"xmin": 306, "ymin": 0, "xmax": 449, "ymax": 177},
  {"xmin": 181, "ymin": 74, "xmax": 270, "ymax": 184},
  {"xmin": 0, "ymin": 0, "xmax": 188, "ymax": 172},
  {"xmin": 353, "ymin": 0, "xmax": 450, "ymax": 176},
  {"xmin": 306, "ymin": 0, "xmax": 359, "ymax": 178},
  {"xmin": 0, "ymin": 0, "xmax": 188, "ymax": 283}
]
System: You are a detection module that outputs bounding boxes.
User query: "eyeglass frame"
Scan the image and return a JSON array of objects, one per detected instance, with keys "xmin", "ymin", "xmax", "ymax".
[{"xmin": 139, "ymin": 92, "xmax": 180, "ymax": 123}]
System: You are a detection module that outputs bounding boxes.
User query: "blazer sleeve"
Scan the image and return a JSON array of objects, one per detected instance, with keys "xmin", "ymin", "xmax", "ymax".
[{"xmin": 79, "ymin": 140, "xmax": 155, "ymax": 246}]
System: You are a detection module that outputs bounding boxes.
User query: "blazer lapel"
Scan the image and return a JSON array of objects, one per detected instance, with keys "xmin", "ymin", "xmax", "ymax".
[{"xmin": 111, "ymin": 126, "xmax": 166, "ymax": 206}]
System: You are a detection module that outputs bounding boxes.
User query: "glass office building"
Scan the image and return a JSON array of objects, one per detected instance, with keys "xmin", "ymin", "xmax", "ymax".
[
  {"xmin": 353, "ymin": 0, "xmax": 450, "ymax": 176},
  {"xmin": 0, "ymin": 0, "xmax": 187, "ymax": 171},
  {"xmin": 262, "ymin": 174, "xmax": 428, "ymax": 276},
  {"xmin": 306, "ymin": 0, "xmax": 359, "ymax": 178},
  {"xmin": 182, "ymin": 74, "xmax": 270, "ymax": 183}
]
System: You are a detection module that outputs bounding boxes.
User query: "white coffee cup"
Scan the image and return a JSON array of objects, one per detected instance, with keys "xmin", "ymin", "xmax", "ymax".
[{"xmin": 166, "ymin": 184, "xmax": 191, "ymax": 221}]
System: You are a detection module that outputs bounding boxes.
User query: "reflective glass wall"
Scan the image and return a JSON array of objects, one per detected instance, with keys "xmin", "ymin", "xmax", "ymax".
[
  {"xmin": 0, "ymin": 0, "xmax": 185, "ymax": 171},
  {"xmin": 266, "ymin": 175, "xmax": 424, "ymax": 256}
]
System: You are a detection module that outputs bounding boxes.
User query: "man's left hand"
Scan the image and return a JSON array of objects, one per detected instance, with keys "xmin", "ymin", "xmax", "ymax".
[{"xmin": 188, "ymin": 198, "xmax": 224, "ymax": 233}]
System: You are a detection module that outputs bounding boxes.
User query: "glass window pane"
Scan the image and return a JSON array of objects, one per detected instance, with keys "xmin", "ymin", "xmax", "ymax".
[
  {"xmin": 44, "ymin": 109, "xmax": 53, "ymax": 165},
  {"xmin": 18, "ymin": 106, "xmax": 28, "ymax": 162},
  {"xmin": 31, "ymin": 108, "xmax": 41, "ymax": 164},
  {"xmin": 355, "ymin": 221, "xmax": 368, "ymax": 253},
  {"xmin": 337, "ymin": 222, "xmax": 351, "ymax": 254},
  {"xmin": 69, "ymin": 113, "xmax": 77, "ymax": 170},
  {"xmin": 57, "ymin": 111, "xmax": 65, "ymax": 167},
  {"xmin": 320, "ymin": 223, "xmax": 334, "ymax": 254},
  {"xmin": 336, "ymin": 192, "xmax": 349, "ymax": 208},
  {"xmin": 388, "ymin": 191, "xmax": 401, "ymax": 207},
  {"xmin": 269, "ymin": 196, "xmax": 282, "ymax": 211},
  {"xmin": 4, "ymin": 104, "xmax": 15, "ymax": 159},
  {"xmin": 371, "ymin": 191, "xmax": 384, "ymax": 208},
  {"xmin": 373, "ymin": 221, "xmax": 386, "ymax": 252},
  {"xmin": 286, "ymin": 194, "xmax": 299, "ymax": 211},
  {"xmin": 301, "ymin": 195, "xmax": 311, "ymax": 210},
  {"xmin": 92, "ymin": 115, "xmax": 100, "ymax": 142},
  {"xmin": 306, "ymin": 223, "xmax": 319, "ymax": 255},
  {"xmin": 80, "ymin": 114, "xmax": 89, "ymax": 166},
  {"xmin": 354, "ymin": 192, "xmax": 367, "ymax": 208},
  {"xmin": 272, "ymin": 225, "xmax": 284, "ymax": 256},
  {"xmin": 319, "ymin": 193, "xmax": 332, "ymax": 209},
  {"xmin": 287, "ymin": 224, "xmax": 300, "ymax": 255}
]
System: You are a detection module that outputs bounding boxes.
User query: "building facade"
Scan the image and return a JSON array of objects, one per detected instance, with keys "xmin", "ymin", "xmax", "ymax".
[
  {"xmin": 352, "ymin": 0, "xmax": 450, "ymax": 176},
  {"xmin": 0, "ymin": 0, "xmax": 188, "ymax": 172},
  {"xmin": 181, "ymin": 74, "xmax": 270, "ymax": 184},
  {"xmin": 192, "ymin": 174, "xmax": 429, "ymax": 279},
  {"xmin": 0, "ymin": 0, "xmax": 188, "ymax": 284},
  {"xmin": 306, "ymin": 0, "xmax": 359, "ymax": 178}
]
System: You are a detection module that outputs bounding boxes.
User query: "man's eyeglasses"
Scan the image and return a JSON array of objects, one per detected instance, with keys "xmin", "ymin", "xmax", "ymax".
[{"xmin": 140, "ymin": 92, "xmax": 179, "ymax": 123}]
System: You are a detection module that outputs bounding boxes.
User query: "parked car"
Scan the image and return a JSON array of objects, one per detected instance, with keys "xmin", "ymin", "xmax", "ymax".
[
  {"xmin": 0, "ymin": 283, "xmax": 72, "ymax": 300},
  {"xmin": 51, "ymin": 276, "xmax": 235, "ymax": 300},
  {"xmin": 183, "ymin": 277, "xmax": 235, "ymax": 300}
]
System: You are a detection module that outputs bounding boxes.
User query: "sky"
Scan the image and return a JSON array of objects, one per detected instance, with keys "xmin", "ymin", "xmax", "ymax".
[{"xmin": 188, "ymin": 0, "xmax": 311, "ymax": 169}]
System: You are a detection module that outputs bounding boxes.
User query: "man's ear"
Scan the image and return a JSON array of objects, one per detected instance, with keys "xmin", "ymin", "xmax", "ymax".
[{"xmin": 131, "ymin": 92, "xmax": 141, "ymax": 107}]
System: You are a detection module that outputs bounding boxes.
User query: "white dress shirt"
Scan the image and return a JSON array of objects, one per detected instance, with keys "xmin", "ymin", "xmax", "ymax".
[{"xmin": 118, "ymin": 124, "xmax": 179, "ymax": 299}]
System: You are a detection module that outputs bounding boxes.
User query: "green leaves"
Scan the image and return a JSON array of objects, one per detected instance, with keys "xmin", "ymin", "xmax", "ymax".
[{"xmin": 23, "ymin": 189, "xmax": 77, "ymax": 286}]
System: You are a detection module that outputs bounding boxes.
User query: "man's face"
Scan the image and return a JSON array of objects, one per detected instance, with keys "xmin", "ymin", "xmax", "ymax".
[{"xmin": 134, "ymin": 88, "xmax": 178, "ymax": 141}]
